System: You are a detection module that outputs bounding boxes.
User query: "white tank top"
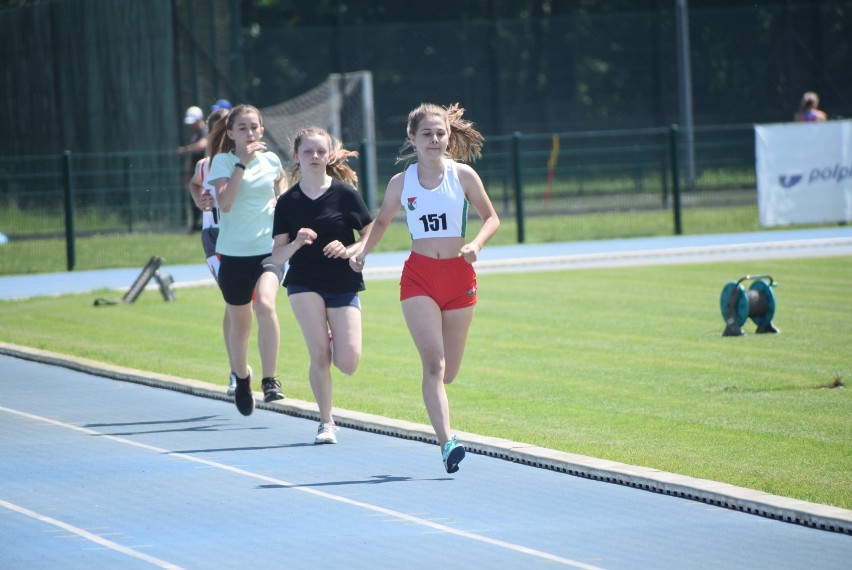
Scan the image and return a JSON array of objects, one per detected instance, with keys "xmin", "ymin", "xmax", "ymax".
[
  {"xmin": 400, "ymin": 160, "xmax": 468, "ymax": 240},
  {"xmin": 199, "ymin": 158, "xmax": 220, "ymax": 229}
]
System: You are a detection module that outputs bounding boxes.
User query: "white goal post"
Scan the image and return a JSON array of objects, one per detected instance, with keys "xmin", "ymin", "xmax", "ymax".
[{"xmin": 260, "ymin": 70, "xmax": 377, "ymax": 209}]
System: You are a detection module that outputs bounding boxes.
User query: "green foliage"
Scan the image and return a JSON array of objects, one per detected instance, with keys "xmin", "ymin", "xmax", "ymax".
[{"xmin": 1, "ymin": 256, "xmax": 850, "ymax": 509}]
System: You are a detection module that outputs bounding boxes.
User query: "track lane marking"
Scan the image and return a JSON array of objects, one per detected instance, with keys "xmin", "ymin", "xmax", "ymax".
[
  {"xmin": 0, "ymin": 498, "xmax": 186, "ymax": 570},
  {"xmin": 1, "ymin": 405, "xmax": 605, "ymax": 569}
]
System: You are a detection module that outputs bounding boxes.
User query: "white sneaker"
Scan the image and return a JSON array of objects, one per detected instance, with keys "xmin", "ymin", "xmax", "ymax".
[
  {"xmin": 227, "ymin": 371, "xmax": 237, "ymax": 396},
  {"xmin": 315, "ymin": 421, "xmax": 339, "ymax": 445}
]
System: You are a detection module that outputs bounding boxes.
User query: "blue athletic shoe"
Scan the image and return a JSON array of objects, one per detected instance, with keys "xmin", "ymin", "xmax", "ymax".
[{"xmin": 442, "ymin": 435, "xmax": 466, "ymax": 474}]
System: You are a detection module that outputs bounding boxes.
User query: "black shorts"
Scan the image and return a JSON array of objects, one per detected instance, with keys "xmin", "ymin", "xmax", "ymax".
[{"xmin": 218, "ymin": 253, "xmax": 273, "ymax": 305}]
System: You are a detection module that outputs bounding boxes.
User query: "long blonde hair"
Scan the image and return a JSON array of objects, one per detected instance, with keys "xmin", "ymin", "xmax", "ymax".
[
  {"xmin": 396, "ymin": 102, "xmax": 484, "ymax": 166},
  {"xmin": 289, "ymin": 127, "xmax": 359, "ymax": 187}
]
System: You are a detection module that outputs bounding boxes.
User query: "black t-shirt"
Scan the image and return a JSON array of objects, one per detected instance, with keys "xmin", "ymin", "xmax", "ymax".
[{"xmin": 273, "ymin": 178, "xmax": 373, "ymax": 293}]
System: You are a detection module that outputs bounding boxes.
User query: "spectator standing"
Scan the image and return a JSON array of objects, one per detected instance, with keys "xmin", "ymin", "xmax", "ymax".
[
  {"xmin": 178, "ymin": 105, "xmax": 209, "ymax": 232},
  {"xmin": 794, "ymin": 91, "xmax": 827, "ymax": 122},
  {"xmin": 211, "ymin": 99, "xmax": 232, "ymax": 113}
]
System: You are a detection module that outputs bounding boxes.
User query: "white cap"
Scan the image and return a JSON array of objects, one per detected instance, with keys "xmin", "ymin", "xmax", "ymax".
[{"xmin": 184, "ymin": 106, "xmax": 204, "ymax": 125}]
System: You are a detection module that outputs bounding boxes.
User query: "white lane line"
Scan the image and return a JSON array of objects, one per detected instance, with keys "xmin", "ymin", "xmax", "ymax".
[
  {"xmin": 1, "ymin": 405, "xmax": 605, "ymax": 570},
  {"xmin": 0, "ymin": 498, "xmax": 186, "ymax": 570},
  {"xmin": 473, "ymin": 237, "xmax": 852, "ymax": 270}
]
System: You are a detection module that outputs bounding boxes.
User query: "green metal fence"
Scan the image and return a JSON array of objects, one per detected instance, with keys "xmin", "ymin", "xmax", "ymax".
[
  {"xmin": 0, "ymin": 123, "xmax": 765, "ymax": 276},
  {"xmin": 0, "ymin": 151, "xmax": 184, "ymax": 274},
  {"xmin": 372, "ymin": 122, "xmax": 758, "ymax": 244}
]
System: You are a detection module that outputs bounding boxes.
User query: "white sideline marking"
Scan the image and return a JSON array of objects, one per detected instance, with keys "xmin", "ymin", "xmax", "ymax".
[
  {"xmin": 0, "ymin": 405, "xmax": 605, "ymax": 570},
  {"xmin": 0, "ymin": 498, "xmax": 186, "ymax": 570}
]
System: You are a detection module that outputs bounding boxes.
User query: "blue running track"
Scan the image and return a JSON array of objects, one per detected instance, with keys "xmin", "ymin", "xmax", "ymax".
[{"xmin": 1, "ymin": 229, "xmax": 851, "ymax": 569}]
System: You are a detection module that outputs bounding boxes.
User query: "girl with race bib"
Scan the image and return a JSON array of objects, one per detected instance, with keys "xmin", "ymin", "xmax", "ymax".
[{"xmin": 350, "ymin": 103, "xmax": 500, "ymax": 473}]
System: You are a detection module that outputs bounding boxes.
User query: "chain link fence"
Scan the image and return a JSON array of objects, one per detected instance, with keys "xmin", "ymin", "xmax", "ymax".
[
  {"xmin": 1, "ymin": 0, "xmax": 846, "ymax": 275},
  {"xmin": 0, "ymin": 124, "xmax": 767, "ymax": 275}
]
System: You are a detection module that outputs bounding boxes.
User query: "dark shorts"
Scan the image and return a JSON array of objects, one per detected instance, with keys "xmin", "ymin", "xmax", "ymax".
[
  {"xmin": 218, "ymin": 253, "xmax": 275, "ymax": 305},
  {"xmin": 201, "ymin": 227, "xmax": 219, "ymax": 259},
  {"xmin": 286, "ymin": 284, "xmax": 361, "ymax": 309},
  {"xmin": 400, "ymin": 251, "xmax": 477, "ymax": 310}
]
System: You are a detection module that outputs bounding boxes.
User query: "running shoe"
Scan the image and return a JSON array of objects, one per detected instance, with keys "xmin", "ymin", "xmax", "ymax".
[
  {"xmin": 314, "ymin": 421, "xmax": 339, "ymax": 445},
  {"xmin": 234, "ymin": 366, "xmax": 254, "ymax": 416},
  {"xmin": 227, "ymin": 371, "xmax": 237, "ymax": 396},
  {"xmin": 442, "ymin": 435, "xmax": 466, "ymax": 474},
  {"xmin": 261, "ymin": 376, "xmax": 284, "ymax": 402}
]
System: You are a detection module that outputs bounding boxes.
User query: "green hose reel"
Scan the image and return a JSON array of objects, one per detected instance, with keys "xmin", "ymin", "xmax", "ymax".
[{"xmin": 719, "ymin": 275, "xmax": 779, "ymax": 337}]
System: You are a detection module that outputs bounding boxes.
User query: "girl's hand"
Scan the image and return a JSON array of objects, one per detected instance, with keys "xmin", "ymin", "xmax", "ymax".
[
  {"xmin": 198, "ymin": 190, "xmax": 214, "ymax": 212},
  {"xmin": 459, "ymin": 242, "xmax": 480, "ymax": 264},
  {"xmin": 239, "ymin": 141, "xmax": 268, "ymax": 164},
  {"xmin": 323, "ymin": 240, "xmax": 348, "ymax": 259},
  {"xmin": 294, "ymin": 228, "xmax": 317, "ymax": 247},
  {"xmin": 349, "ymin": 245, "xmax": 366, "ymax": 272},
  {"xmin": 349, "ymin": 256, "xmax": 365, "ymax": 272}
]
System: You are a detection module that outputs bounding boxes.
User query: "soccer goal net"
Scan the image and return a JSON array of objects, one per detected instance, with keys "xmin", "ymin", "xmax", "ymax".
[{"xmin": 260, "ymin": 70, "xmax": 377, "ymax": 208}]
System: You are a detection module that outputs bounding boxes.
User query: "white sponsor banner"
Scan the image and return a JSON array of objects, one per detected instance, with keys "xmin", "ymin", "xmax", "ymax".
[{"xmin": 755, "ymin": 120, "xmax": 852, "ymax": 226}]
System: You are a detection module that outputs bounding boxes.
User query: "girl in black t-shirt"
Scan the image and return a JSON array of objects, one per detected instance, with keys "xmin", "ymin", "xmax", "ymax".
[{"xmin": 267, "ymin": 127, "xmax": 373, "ymax": 444}]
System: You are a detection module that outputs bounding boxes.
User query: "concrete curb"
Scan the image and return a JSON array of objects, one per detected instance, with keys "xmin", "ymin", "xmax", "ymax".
[{"xmin": 3, "ymin": 342, "xmax": 850, "ymax": 535}]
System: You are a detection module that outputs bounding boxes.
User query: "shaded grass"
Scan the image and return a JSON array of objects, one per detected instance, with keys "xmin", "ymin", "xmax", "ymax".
[{"xmin": 0, "ymin": 256, "xmax": 850, "ymax": 509}]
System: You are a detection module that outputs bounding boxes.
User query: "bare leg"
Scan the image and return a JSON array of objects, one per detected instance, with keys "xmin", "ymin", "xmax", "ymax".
[
  {"xmin": 327, "ymin": 305, "xmax": 362, "ymax": 376},
  {"xmin": 226, "ymin": 302, "xmax": 253, "ymax": 379},
  {"xmin": 441, "ymin": 306, "xmax": 475, "ymax": 384},
  {"xmin": 222, "ymin": 307, "xmax": 235, "ymax": 372},
  {"xmin": 209, "ymin": 257, "xmax": 234, "ymax": 375},
  {"xmin": 254, "ymin": 271, "xmax": 281, "ymax": 379},
  {"xmin": 289, "ymin": 292, "xmax": 335, "ymax": 424},
  {"xmin": 401, "ymin": 296, "xmax": 451, "ymax": 446}
]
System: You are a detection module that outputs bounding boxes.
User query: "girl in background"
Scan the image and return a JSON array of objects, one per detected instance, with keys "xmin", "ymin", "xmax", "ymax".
[
  {"xmin": 188, "ymin": 108, "xmax": 239, "ymax": 396},
  {"xmin": 794, "ymin": 91, "xmax": 827, "ymax": 122},
  {"xmin": 351, "ymin": 103, "xmax": 500, "ymax": 472},
  {"xmin": 267, "ymin": 127, "xmax": 373, "ymax": 444},
  {"xmin": 208, "ymin": 104, "xmax": 288, "ymax": 416}
]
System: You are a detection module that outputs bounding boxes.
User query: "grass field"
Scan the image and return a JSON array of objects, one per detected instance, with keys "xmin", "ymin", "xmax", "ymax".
[
  {"xmin": 0, "ymin": 204, "xmax": 768, "ymax": 275},
  {"xmin": 1, "ymin": 255, "xmax": 850, "ymax": 510}
]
